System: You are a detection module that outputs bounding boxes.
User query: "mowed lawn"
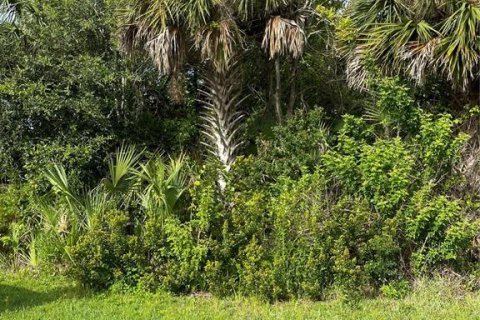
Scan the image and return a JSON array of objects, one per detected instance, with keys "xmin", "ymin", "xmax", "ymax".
[{"xmin": 1, "ymin": 274, "xmax": 480, "ymax": 320}]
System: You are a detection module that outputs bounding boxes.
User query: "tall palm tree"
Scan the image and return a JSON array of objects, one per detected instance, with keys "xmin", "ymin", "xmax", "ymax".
[
  {"xmin": 121, "ymin": 0, "xmax": 321, "ymax": 182},
  {"xmin": 122, "ymin": 0, "xmax": 320, "ymax": 122},
  {"xmin": 346, "ymin": 0, "xmax": 480, "ymax": 98},
  {"xmin": 122, "ymin": 0, "xmax": 245, "ymax": 177},
  {"xmin": 240, "ymin": 0, "xmax": 311, "ymax": 123}
]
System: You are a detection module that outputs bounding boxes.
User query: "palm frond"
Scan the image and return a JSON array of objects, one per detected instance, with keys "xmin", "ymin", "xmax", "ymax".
[
  {"xmin": 436, "ymin": 1, "xmax": 480, "ymax": 90},
  {"xmin": 183, "ymin": 0, "xmax": 215, "ymax": 30},
  {"xmin": 45, "ymin": 164, "xmax": 81, "ymax": 211},
  {"xmin": 195, "ymin": 18, "xmax": 242, "ymax": 73},
  {"xmin": 346, "ymin": 50, "xmax": 370, "ymax": 91},
  {"xmin": 350, "ymin": 0, "xmax": 410, "ymax": 27},
  {"xmin": 402, "ymin": 37, "xmax": 440, "ymax": 84},
  {"xmin": 347, "ymin": 0, "xmax": 480, "ymax": 91},
  {"xmin": 103, "ymin": 144, "xmax": 141, "ymax": 195},
  {"xmin": 145, "ymin": 26, "xmax": 185, "ymax": 75},
  {"xmin": 121, "ymin": 0, "xmax": 185, "ymax": 75},
  {"xmin": 83, "ymin": 187, "xmax": 110, "ymax": 229},
  {"xmin": 262, "ymin": 16, "xmax": 306, "ymax": 60},
  {"xmin": 135, "ymin": 155, "xmax": 188, "ymax": 218}
]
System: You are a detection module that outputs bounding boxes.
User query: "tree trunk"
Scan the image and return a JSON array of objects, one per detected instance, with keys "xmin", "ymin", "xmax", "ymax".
[
  {"xmin": 287, "ymin": 58, "xmax": 299, "ymax": 117},
  {"xmin": 274, "ymin": 57, "xmax": 283, "ymax": 124},
  {"xmin": 268, "ymin": 61, "xmax": 274, "ymax": 110}
]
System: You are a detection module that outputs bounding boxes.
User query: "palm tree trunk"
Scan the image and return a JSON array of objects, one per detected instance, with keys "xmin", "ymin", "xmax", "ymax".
[
  {"xmin": 268, "ymin": 62, "xmax": 274, "ymax": 110},
  {"xmin": 200, "ymin": 68, "xmax": 245, "ymax": 190},
  {"xmin": 121, "ymin": 75, "xmax": 127, "ymax": 120},
  {"xmin": 287, "ymin": 58, "xmax": 299, "ymax": 117},
  {"xmin": 274, "ymin": 57, "xmax": 283, "ymax": 124}
]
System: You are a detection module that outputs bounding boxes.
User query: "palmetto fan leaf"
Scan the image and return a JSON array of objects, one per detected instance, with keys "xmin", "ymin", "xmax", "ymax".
[
  {"xmin": 44, "ymin": 164, "xmax": 111, "ymax": 232},
  {"xmin": 350, "ymin": 0, "xmax": 409, "ymax": 26},
  {"xmin": 103, "ymin": 144, "xmax": 141, "ymax": 194},
  {"xmin": 436, "ymin": 1, "xmax": 480, "ymax": 90},
  {"xmin": 83, "ymin": 187, "xmax": 109, "ymax": 229},
  {"xmin": 347, "ymin": 0, "xmax": 480, "ymax": 91},
  {"xmin": 364, "ymin": 20, "xmax": 438, "ymax": 83},
  {"xmin": 135, "ymin": 155, "xmax": 188, "ymax": 219},
  {"xmin": 45, "ymin": 164, "xmax": 81, "ymax": 210},
  {"xmin": 183, "ymin": 0, "xmax": 216, "ymax": 29},
  {"xmin": 122, "ymin": 0, "xmax": 176, "ymax": 49}
]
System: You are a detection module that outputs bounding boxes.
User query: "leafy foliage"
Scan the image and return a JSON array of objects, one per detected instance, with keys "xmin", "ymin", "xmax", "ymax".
[
  {"xmin": 346, "ymin": 0, "xmax": 480, "ymax": 97},
  {"xmin": 1, "ymin": 0, "xmax": 480, "ymax": 305}
]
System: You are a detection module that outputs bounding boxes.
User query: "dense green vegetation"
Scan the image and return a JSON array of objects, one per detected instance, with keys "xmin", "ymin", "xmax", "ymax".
[{"xmin": 1, "ymin": 0, "xmax": 480, "ymax": 315}]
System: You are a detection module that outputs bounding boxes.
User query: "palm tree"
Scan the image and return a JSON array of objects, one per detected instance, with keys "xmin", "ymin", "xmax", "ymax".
[
  {"xmin": 346, "ymin": 0, "xmax": 480, "ymax": 99},
  {"xmin": 243, "ymin": 0, "xmax": 311, "ymax": 123},
  {"xmin": 121, "ymin": 0, "xmax": 321, "ymax": 183},
  {"xmin": 122, "ymin": 1, "xmax": 245, "ymax": 177},
  {"xmin": 262, "ymin": 15, "xmax": 306, "ymax": 123},
  {"xmin": 122, "ymin": 0, "xmax": 320, "ymax": 122}
]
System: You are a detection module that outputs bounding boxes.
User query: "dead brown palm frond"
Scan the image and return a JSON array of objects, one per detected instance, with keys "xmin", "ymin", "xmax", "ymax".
[
  {"xmin": 195, "ymin": 18, "xmax": 243, "ymax": 73},
  {"xmin": 122, "ymin": 22, "xmax": 140, "ymax": 53},
  {"xmin": 121, "ymin": 0, "xmax": 169, "ymax": 47},
  {"xmin": 262, "ymin": 16, "xmax": 306, "ymax": 60},
  {"xmin": 402, "ymin": 37, "xmax": 441, "ymax": 85},
  {"xmin": 345, "ymin": 47, "xmax": 370, "ymax": 91},
  {"xmin": 146, "ymin": 26, "xmax": 185, "ymax": 75},
  {"xmin": 121, "ymin": 0, "xmax": 185, "ymax": 75}
]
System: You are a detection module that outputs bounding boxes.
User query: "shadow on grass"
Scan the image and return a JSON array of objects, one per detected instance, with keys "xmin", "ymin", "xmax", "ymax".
[{"xmin": 0, "ymin": 283, "xmax": 87, "ymax": 313}]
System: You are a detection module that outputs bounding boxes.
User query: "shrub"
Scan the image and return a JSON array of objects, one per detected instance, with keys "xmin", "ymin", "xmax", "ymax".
[
  {"xmin": 255, "ymin": 108, "xmax": 330, "ymax": 180},
  {"xmin": 8, "ymin": 105, "xmax": 477, "ymax": 302},
  {"xmin": 69, "ymin": 209, "xmax": 142, "ymax": 290}
]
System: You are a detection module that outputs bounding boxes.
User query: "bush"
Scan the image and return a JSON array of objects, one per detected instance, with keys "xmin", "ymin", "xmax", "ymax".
[
  {"xmin": 0, "ymin": 183, "xmax": 38, "ymax": 265},
  {"xmin": 6, "ymin": 99, "xmax": 478, "ymax": 302},
  {"xmin": 255, "ymin": 108, "xmax": 330, "ymax": 181},
  {"xmin": 69, "ymin": 209, "xmax": 143, "ymax": 290},
  {"xmin": 62, "ymin": 107, "xmax": 477, "ymax": 299}
]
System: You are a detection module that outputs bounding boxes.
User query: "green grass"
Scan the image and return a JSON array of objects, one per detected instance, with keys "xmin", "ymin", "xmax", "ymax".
[{"xmin": 1, "ymin": 273, "xmax": 480, "ymax": 319}]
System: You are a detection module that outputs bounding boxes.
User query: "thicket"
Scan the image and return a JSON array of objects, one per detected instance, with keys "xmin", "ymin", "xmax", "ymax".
[
  {"xmin": 3, "ymin": 79, "xmax": 479, "ymax": 300},
  {"xmin": 1, "ymin": 0, "xmax": 480, "ymax": 302}
]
